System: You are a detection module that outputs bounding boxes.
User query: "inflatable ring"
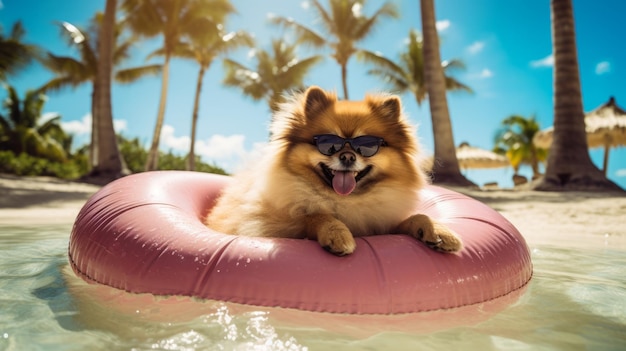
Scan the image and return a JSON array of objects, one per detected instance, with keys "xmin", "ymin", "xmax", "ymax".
[{"xmin": 69, "ymin": 171, "xmax": 532, "ymax": 314}]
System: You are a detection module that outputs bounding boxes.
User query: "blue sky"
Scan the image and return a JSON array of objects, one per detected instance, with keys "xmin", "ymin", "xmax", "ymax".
[{"xmin": 2, "ymin": 0, "xmax": 625, "ymax": 189}]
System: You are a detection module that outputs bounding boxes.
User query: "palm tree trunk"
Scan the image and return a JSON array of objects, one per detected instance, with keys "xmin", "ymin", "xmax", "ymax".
[
  {"xmin": 602, "ymin": 144, "xmax": 609, "ymax": 175},
  {"xmin": 89, "ymin": 0, "xmax": 128, "ymax": 181},
  {"xmin": 341, "ymin": 63, "xmax": 349, "ymax": 100},
  {"xmin": 145, "ymin": 54, "xmax": 171, "ymax": 171},
  {"xmin": 89, "ymin": 88, "xmax": 98, "ymax": 169},
  {"xmin": 187, "ymin": 65, "xmax": 205, "ymax": 171},
  {"xmin": 530, "ymin": 147, "xmax": 540, "ymax": 179},
  {"xmin": 420, "ymin": 0, "xmax": 475, "ymax": 187},
  {"xmin": 533, "ymin": 0, "xmax": 621, "ymax": 191}
]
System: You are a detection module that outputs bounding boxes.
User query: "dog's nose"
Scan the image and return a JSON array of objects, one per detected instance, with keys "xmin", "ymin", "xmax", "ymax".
[{"xmin": 339, "ymin": 151, "xmax": 356, "ymax": 166}]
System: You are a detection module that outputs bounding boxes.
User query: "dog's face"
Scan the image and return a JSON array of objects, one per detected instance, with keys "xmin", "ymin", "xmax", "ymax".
[{"xmin": 271, "ymin": 86, "xmax": 424, "ymax": 196}]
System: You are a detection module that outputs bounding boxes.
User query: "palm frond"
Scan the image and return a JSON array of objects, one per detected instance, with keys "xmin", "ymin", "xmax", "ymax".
[
  {"xmin": 222, "ymin": 58, "xmax": 252, "ymax": 72},
  {"xmin": 443, "ymin": 58, "xmax": 466, "ymax": 71},
  {"xmin": 115, "ymin": 64, "xmax": 162, "ymax": 83},
  {"xmin": 444, "ymin": 76, "xmax": 473, "ymax": 94},
  {"xmin": 217, "ymin": 30, "xmax": 255, "ymax": 53},
  {"xmin": 268, "ymin": 16, "xmax": 326, "ymax": 47},
  {"xmin": 357, "ymin": 50, "xmax": 405, "ymax": 76},
  {"xmin": 145, "ymin": 46, "xmax": 167, "ymax": 61},
  {"xmin": 310, "ymin": 0, "xmax": 335, "ymax": 35},
  {"xmin": 37, "ymin": 114, "xmax": 63, "ymax": 135},
  {"xmin": 37, "ymin": 76, "xmax": 84, "ymax": 94},
  {"xmin": 58, "ymin": 21, "xmax": 86, "ymax": 44},
  {"xmin": 275, "ymin": 55, "xmax": 323, "ymax": 88},
  {"xmin": 9, "ymin": 21, "xmax": 27, "ymax": 40},
  {"xmin": 41, "ymin": 53, "xmax": 89, "ymax": 76},
  {"xmin": 353, "ymin": 2, "xmax": 399, "ymax": 40}
]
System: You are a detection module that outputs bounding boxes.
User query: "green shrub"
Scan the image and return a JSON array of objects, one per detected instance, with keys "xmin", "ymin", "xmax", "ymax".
[
  {"xmin": 0, "ymin": 136, "xmax": 227, "ymax": 179},
  {"xmin": 118, "ymin": 136, "xmax": 227, "ymax": 175},
  {"xmin": 0, "ymin": 150, "xmax": 88, "ymax": 179}
]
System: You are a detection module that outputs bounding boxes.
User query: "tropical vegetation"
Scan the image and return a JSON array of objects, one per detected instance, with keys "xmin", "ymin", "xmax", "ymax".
[
  {"xmin": 493, "ymin": 114, "xmax": 547, "ymax": 179},
  {"xmin": 358, "ymin": 29, "xmax": 472, "ymax": 106},
  {"xmin": 0, "ymin": 21, "xmax": 41, "ymax": 82},
  {"xmin": 0, "ymin": 85, "xmax": 68, "ymax": 162},
  {"xmin": 0, "ymin": 84, "xmax": 88, "ymax": 179},
  {"xmin": 269, "ymin": 0, "xmax": 398, "ymax": 100},
  {"xmin": 0, "ymin": 135, "xmax": 226, "ymax": 179},
  {"xmin": 223, "ymin": 39, "xmax": 323, "ymax": 112},
  {"xmin": 532, "ymin": 0, "xmax": 621, "ymax": 191},
  {"xmin": 40, "ymin": 5, "xmax": 161, "ymax": 179},
  {"xmin": 117, "ymin": 135, "xmax": 226, "ymax": 174},
  {"xmin": 121, "ymin": 0, "xmax": 237, "ymax": 171},
  {"xmin": 1, "ymin": 0, "xmax": 619, "ymax": 192},
  {"xmin": 177, "ymin": 17, "xmax": 254, "ymax": 171},
  {"xmin": 420, "ymin": 0, "xmax": 475, "ymax": 187}
]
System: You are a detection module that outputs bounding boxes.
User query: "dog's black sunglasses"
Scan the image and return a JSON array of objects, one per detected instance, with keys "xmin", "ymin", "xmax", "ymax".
[{"xmin": 313, "ymin": 134, "xmax": 386, "ymax": 157}]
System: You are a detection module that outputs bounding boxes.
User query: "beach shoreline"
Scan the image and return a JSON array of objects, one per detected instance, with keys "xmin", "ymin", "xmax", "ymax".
[
  {"xmin": 1, "ymin": 173, "xmax": 625, "ymax": 250},
  {"xmin": 0, "ymin": 173, "xmax": 101, "ymax": 225}
]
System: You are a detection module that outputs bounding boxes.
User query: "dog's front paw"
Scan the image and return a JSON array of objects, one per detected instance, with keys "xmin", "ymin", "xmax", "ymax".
[
  {"xmin": 397, "ymin": 214, "xmax": 463, "ymax": 253},
  {"xmin": 423, "ymin": 221, "xmax": 463, "ymax": 252},
  {"xmin": 316, "ymin": 222, "xmax": 356, "ymax": 256}
]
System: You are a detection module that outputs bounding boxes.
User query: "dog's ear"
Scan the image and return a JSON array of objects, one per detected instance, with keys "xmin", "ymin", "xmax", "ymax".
[
  {"xmin": 304, "ymin": 86, "xmax": 333, "ymax": 118},
  {"xmin": 370, "ymin": 95, "xmax": 401, "ymax": 121}
]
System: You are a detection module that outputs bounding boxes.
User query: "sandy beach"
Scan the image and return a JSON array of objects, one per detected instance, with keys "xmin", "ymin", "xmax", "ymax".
[
  {"xmin": 1, "ymin": 173, "xmax": 625, "ymax": 250},
  {"xmin": 0, "ymin": 173, "xmax": 101, "ymax": 225}
]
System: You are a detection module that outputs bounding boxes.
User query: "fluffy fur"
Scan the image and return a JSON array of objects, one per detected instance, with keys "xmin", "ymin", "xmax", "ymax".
[{"xmin": 205, "ymin": 86, "xmax": 462, "ymax": 255}]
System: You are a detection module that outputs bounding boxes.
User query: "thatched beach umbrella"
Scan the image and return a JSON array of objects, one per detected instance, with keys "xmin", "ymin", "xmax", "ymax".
[
  {"xmin": 533, "ymin": 96, "xmax": 626, "ymax": 174},
  {"xmin": 455, "ymin": 142, "xmax": 510, "ymax": 170},
  {"xmin": 423, "ymin": 142, "xmax": 510, "ymax": 171}
]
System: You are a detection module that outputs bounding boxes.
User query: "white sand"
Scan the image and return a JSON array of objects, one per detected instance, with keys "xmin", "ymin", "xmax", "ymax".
[
  {"xmin": 0, "ymin": 174, "xmax": 101, "ymax": 225},
  {"xmin": 1, "ymin": 173, "xmax": 624, "ymax": 249}
]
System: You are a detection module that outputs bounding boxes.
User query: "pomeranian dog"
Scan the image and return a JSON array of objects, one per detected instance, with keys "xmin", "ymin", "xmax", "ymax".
[{"xmin": 205, "ymin": 86, "xmax": 462, "ymax": 256}]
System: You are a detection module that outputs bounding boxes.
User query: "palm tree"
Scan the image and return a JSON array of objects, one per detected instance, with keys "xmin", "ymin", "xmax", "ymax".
[
  {"xmin": 121, "ymin": 0, "xmax": 235, "ymax": 171},
  {"xmin": 0, "ymin": 85, "xmax": 67, "ymax": 162},
  {"xmin": 358, "ymin": 29, "xmax": 472, "ymax": 106},
  {"xmin": 0, "ymin": 21, "xmax": 41, "ymax": 81},
  {"xmin": 420, "ymin": 0, "xmax": 474, "ymax": 187},
  {"xmin": 532, "ymin": 0, "xmax": 621, "ymax": 191},
  {"xmin": 223, "ymin": 39, "xmax": 323, "ymax": 112},
  {"xmin": 40, "ymin": 11, "xmax": 160, "ymax": 179},
  {"xmin": 178, "ymin": 20, "xmax": 253, "ymax": 171},
  {"xmin": 493, "ymin": 115, "xmax": 547, "ymax": 179},
  {"xmin": 91, "ymin": 0, "xmax": 125, "ymax": 180},
  {"xmin": 270, "ymin": 0, "xmax": 398, "ymax": 100}
]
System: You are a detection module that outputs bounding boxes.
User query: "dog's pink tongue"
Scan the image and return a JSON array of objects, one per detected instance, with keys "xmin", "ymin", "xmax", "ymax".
[{"xmin": 332, "ymin": 171, "xmax": 356, "ymax": 195}]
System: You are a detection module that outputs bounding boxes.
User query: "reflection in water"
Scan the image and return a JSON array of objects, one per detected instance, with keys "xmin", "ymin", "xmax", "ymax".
[{"xmin": 1, "ymin": 225, "xmax": 625, "ymax": 351}]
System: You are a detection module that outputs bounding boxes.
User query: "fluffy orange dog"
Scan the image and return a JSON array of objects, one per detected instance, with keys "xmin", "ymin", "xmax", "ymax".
[{"xmin": 206, "ymin": 86, "xmax": 462, "ymax": 255}]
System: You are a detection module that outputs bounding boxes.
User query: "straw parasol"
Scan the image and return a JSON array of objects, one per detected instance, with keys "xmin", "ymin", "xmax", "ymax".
[
  {"xmin": 533, "ymin": 96, "xmax": 626, "ymax": 174},
  {"xmin": 455, "ymin": 142, "xmax": 510, "ymax": 170}
]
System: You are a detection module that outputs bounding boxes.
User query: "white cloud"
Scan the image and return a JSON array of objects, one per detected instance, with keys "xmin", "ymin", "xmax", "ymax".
[
  {"xmin": 479, "ymin": 68, "xmax": 493, "ymax": 78},
  {"xmin": 62, "ymin": 115, "xmax": 91, "ymax": 135},
  {"xmin": 195, "ymin": 134, "xmax": 247, "ymax": 160},
  {"xmin": 467, "ymin": 41, "xmax": 485, "ymax": 55},
  {"xmin": 60, "ymin": 113, "xmax": 127, "ymax": 136},
  {"xmin": 467, "ymin": 68, "xmax": 493, "ymax": 80},
  {"xmin": 595, "ymin": 61, "xmax": 611, "ymax": 75},
  {"xmin": 160, "ymin": 124, "xmax": 264, "ymax": 172},
  {"xmin": 301, "ymin": 1, "xmax": 310, "ymax": 10},
  {"xmin": 113, "ymin": 119, "xmax": 127, "ymax": 132},
  {"xmin": 232, "ymin": 142, "xmax": 269, "ymax": 172},
  {"xmin": 160, "ymin": 124, "xmax": 190, "ymax": 151},
  {"xmin": 530, "ymin": 54, "xmax": 554, "ymax": 68},
  {"xmin": 436, "ymin": 20, "xmax": 450, "ymax": 32},
  {"xmin": 616, "ymin": 169, "xmax": 626, "ymax": 178}
]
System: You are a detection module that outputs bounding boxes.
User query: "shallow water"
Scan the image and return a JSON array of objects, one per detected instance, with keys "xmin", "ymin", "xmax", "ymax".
[{"xmin": 1, "ymin": 224, "xmax": 624, "ymax": 351}]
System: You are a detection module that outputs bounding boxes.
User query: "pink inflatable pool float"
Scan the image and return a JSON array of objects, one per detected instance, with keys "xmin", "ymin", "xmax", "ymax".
[{"xmin": 69, "ymin": 171, "xmax": 532, "ymax": 314}]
